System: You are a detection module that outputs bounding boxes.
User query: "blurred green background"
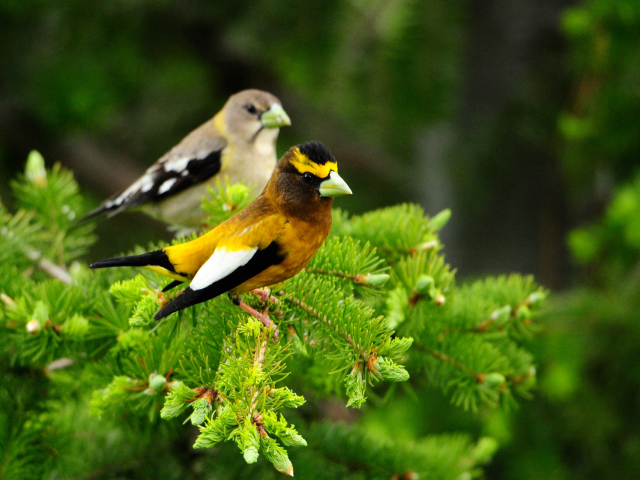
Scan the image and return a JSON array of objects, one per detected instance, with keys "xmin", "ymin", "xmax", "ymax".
[{"xmin": 1, "ymin": 0, "xmax": 640, "ymax": 479}]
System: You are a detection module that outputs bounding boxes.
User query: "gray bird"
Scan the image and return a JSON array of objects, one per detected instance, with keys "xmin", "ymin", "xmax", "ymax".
[{"xmin": 83, "ymin": 89, "xmax": 291, "ymax": 229}]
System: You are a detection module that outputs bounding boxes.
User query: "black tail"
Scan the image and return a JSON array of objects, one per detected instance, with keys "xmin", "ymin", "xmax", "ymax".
[
  {"xmin": 154, "ymin": 290, "xmax": 195, "ymax": 320},
  {"xmin": 154, "ymin": 286, "xmax": 212, "ymax": 321},
  {"xmin": 78, "ymin": 200, "xmax": 128, "ymax": 223},
  {"xmin": 90, "ymin": 250, "xmax": 175, "ymax": 272},
  {"xmin": 77, "ymin": 205, "xmax": 109, "ymax": 223}
]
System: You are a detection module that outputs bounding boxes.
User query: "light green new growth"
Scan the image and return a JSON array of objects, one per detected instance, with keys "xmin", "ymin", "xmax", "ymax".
[
  {"xmin": 201, "ymin": 178, "xmax": 253, "ymax": 227},
  {"xmin": 161, "ymin": 381, "xmax": 197, "ymax": 419},
  {"xmin": 0, "ymin": 153, "xmax": 547, "ymax": 477}
]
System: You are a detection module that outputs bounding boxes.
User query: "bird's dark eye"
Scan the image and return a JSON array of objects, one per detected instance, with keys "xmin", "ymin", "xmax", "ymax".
[
  {"xmin": 302, "ymin": 172, "xmax": 314, "ymax": 184},
  {"xmin": 245, "ymin": 104, "xmax": 258, "ymax": 114}
]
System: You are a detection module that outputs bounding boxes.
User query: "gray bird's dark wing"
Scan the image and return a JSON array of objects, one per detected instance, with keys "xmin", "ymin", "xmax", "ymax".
[{"xmin": 82, "ymin": 129, "xmax": 227, "ymax": 220}]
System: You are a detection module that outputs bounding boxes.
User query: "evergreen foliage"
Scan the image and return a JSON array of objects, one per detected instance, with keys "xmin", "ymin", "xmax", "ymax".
[
  {"xmin": 497, "ymin": 170, "xmax": 640, "ymax": 480},
  {"xmin": 559, "ymin": 0, "xmax": 640, "ymax": 193},
  {"xmin": 0, "ymin": 153, "xmax": 546, "ymax": 478}
]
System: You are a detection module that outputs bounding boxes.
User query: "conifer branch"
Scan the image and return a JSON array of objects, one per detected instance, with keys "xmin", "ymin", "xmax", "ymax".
[
  {"xmin": 281, "ymin": 291, "xmax": 366, "ymax": 358},
  {"xmin": 0, "ymin": 157, "xmax": 546, "ymax": 477}
]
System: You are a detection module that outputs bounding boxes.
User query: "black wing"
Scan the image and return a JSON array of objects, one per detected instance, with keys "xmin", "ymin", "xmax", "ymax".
[
  {"xmin": 154, "ymin": 242, "xmax": 284, "ymax": 321},
  {"xmin": 81, "ymin": 137, "xmax": 225, "ymax": 221},
  {"xmin": 129, "ymin": 149, "xmax": 223, "ymax": 208}
]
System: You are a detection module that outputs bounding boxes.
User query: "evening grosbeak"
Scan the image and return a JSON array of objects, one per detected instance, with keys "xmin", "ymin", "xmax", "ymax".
[
  {"xmin": 90, "ymin": 141, "xmax": 352, "ymax": 322},
  {"xmin": 83, "ymin": 89, "xmax": 291, "ymax": 229}
]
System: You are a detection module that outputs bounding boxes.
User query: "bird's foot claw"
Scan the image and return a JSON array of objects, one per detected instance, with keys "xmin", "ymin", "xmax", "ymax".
[
  {"xmin": 251, "ymin": 288, "xmax": 272, "ymax": 303},
  {"xmin": 237, "ymin": 300, "xmax": 279, "ymax": 340}
]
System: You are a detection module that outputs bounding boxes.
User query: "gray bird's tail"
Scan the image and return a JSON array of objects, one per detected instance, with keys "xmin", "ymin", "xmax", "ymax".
[
  {"xmin": 78, "ymin": 204, "xmax": 110, "ymax": 222},
  {"xmin": 78, "ymin": 199, "xmax": 126, "ymax": 222}
]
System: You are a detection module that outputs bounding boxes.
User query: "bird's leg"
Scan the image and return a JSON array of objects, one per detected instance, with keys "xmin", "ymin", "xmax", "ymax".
[
  {"xmin": 230, "ymin": 294, "xmax": 279, "ymax": 340},
  {"xmin": 250, "ymin": 289, "xmax": 285, "ymax": 323}
]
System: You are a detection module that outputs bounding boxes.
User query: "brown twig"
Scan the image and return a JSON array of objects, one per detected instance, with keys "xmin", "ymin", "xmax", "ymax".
[
  {"xmin": 25, "ymin": 248, "xmax": 72, "ymax": 284},
  {"xmin": 412, "ymin": 343, "xmax": 478, "ymax": 378},
  {"xmin": 248, "ymin": 332, "xmax": 270, "ymax": 415},
  {"xmin": 193, "ymin": 386, "xmax": 218, "ymax": 404},
  {"xmin": 304, "ymin": 268, "xmax": 369, "ymax": 284}
]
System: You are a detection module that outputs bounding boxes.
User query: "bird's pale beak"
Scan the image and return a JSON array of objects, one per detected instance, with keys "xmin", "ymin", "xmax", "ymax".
[
  {"xmin": 260, "ymin": 104, "xmax": 291, "ymax": 128},
  {"xmin": 319, "ymin": 171, "xmax": 353, "ymax": 198}
]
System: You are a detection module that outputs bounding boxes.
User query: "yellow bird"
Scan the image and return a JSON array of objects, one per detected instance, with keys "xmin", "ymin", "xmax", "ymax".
[
  {"xmin": 83, "ymin": 89, "xmax": 291, "ymax": 229},
  {"xmin": 90, "ymin": 141, "xmax": 352, "ymax": 322}
]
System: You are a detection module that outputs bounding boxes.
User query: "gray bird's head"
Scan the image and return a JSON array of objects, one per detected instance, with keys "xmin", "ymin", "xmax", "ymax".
[{"xmin": 223, "ymin": 89, "xmax": 291, "ymax": 146}]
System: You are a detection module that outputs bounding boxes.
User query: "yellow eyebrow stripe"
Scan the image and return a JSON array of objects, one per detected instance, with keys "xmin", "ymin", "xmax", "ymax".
[{"xmin": 290, "ymin": 148, "xmax": 337, "ymax": 179}]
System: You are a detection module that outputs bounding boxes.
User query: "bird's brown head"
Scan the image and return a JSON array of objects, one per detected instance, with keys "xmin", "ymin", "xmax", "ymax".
[
  {"xmin": 222, "ymin": 89, "xmax": 291, "ymax": 145},
  {"xmin": 268, "ymin": 141, "xmax": 352, "ymax": 221}
]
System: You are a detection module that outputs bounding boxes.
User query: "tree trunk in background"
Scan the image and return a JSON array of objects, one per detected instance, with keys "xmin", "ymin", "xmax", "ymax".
[{"xmin": 416, "ymin": 0, "xmax": 576, "ymax": 287}]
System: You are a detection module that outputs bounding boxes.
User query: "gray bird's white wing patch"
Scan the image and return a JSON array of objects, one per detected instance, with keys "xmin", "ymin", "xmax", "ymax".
[{"xmin": 86, "ymin": 131, "xmax": 228, "ymax": 219}]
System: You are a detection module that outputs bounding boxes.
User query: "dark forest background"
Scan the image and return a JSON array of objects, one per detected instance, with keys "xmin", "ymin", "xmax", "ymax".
[{"xmin": 2, "ymin": 1, "xmax": 640, "ymax": 479}]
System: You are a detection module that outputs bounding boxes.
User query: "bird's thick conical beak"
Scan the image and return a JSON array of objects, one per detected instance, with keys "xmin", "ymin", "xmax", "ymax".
[
  {"xmin": 261, "ymin": 104, "xmax": 291, "ymax": 128},
  {"xmin": 319, "ymin": 171, "xmax": 352, "ymax": 198}
]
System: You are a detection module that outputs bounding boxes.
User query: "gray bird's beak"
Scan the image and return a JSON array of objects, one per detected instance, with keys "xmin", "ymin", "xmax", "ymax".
[
  {"xmin": 260, "ymin": 104, "xmax": 291, "ymax": 128},
  {"xmin": 319, "ymin": 171, "xmax": 353, "ymax": 198}
]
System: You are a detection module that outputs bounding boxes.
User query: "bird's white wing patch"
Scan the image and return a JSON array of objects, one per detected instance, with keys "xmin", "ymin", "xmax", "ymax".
[
  {"xmin": 158, "ymin": 178, "xmax": 177, "ymax": 195},
  {"xmin": 190, "ymin": 247, "xmax": 257, "ymax": 291},
  {"xmin": 165, "ymin": 157, "xmax": 191, "ymax": 173},
  {"xmin": 105, "ymin": 173, "xmax": 155, "ymax": 208}
]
